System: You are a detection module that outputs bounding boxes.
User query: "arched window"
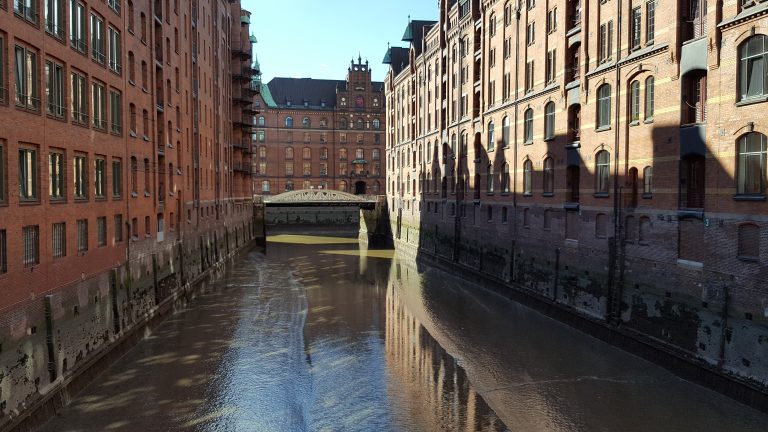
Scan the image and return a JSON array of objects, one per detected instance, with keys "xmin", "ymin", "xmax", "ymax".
[
  {"xmin": 339, "ymin": 148, "xmax": 347, "ymax": 160},
  {"xmin": 340, "ymin": 118, "xmax": 347, "ymax": 129},
  {"xmin": 595, "ymin": 150, "xmax": 610, "ymax": 194},
  {"xmin": 303, "ymin": 147, "xmax": 311, "ymax": 160},
  {"xmin": 544, "ymin": 102, "xmax": 555, "ymax": 139},
  {"xmin": 356, "ymin": 119, "xmax": 364, "ymax": 130},
  {"xmin": 302, "ymin": 116, "xmax": 310, "ymax": 127},
  {"xmin": 487, "ymin": 164, "xmax": 494, "ymax": 192},
  {"xmin": 523, "ymin": 159, "xmax": 533, "ymax": 195},
  {"xmin": 320, "ymin": 147, "xmax": 328, "ymax": 159},
  {"xmin": 259, "ymin": 146, "xmax": 267, "ymax": 158},
  {"xmin": 489, "ymin": 13, "xmax": 497, "ymax": 36},
  {"xmin": 487, "ymin": 120, "xmax": 495, "ymax": 151},
  {"xmin": 285, "ymin": 116, "xmax": 293, "ymax": 128},
  {"xmin": 450, "ymin": 134, "xmax": 457, "ymax": 156},
  {"xmin": 502, "ymin": 115, "xmax": 510, "ymax": 147},
  {"xmin": 372, "ymin": 149, "xmax": 380, "ymax": 160},
  {"xmin": 524, "ymin": 108, "xmax": 534, "ymax": 143},
  {"xmin": 261, "ymin": 180, "xmax": 270, "ymax": 193},
  {"xmin": 740, "ymin": 35, "xmax": 768, "ymax": 100},
  {"xmin": 320, "ymin": 117, "xmax": 328, "ymax": 128},
  {"xmin": 645, "ymin": 76, "xmax": 655, "ymax": 120},
  {"xmin": 285, "ymin": 147, "xmax": 294, "ymax": 160},
  {"xmin": 738, "ymin": 223, "xmax": 760, "ymax": 259},
  {"xmin": 258, "ymin": 116, "xmax": 265, "ymax": 126},
  {"xmin": 543, "ymin": 157, "xmax": 554, "ymax": 194},
  {"xmin": 625, "ymin": 215, "xmax": 636, "ymax": 242},
  {"xmin": 372, "ymin": 118, "xmax": 381, "ymax": 129},
  {"xmin": 639, "ymin": 216, "xmax": 651, "ymax": 244},
  {"xmin": 502, "ymin": 162, "xmax": 510, "ymax": 193},
  {"xmin": 630, "ymin": 80, "xmax": 640, "ymax": 122},
  {"xmin": 597, "ymin": 84, "xmax": 611, "ymax": 128},
  {"xmin": 356, "ymin": 148, "xmax": 364, "ymax": 159},
  {"xmin": 338, "ymin": 180, "xmax": 347, "ymax": 192},
  {"xmin": 643, "ymin": 166, "xmax": 653, "ymax": 195},
  {"xmin": 737, "ymin": 132, "xmax": 767, "ymax": 195}
]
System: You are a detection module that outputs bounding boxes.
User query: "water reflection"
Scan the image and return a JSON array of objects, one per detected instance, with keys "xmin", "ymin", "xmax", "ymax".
[{"xmin": 40, "ymin": 234, "xmax": 768, "ymax": 432}]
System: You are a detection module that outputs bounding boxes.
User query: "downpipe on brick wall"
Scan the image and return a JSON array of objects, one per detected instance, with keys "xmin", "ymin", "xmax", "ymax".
[
  {"xmin": 607, "ymin": 0, "xmax": 625, "ymax": 326},
  {"xmin": 511, "ymin": 4, "xmax": 521, "ymax": 283}
]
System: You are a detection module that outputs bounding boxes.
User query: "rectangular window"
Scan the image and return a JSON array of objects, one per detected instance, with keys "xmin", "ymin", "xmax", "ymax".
[
  {"xmin": 488, "ymin": 80, "xmax": 495, "ymax": 104},
  {"xmin": 112, "ymin": 159, "xmax": 122, "ymax": 197},
  {"xmin": 631, "ymin": 7, "xmax": 641, "ymax": 50},
  {"xmin": 0, "ymin": 144, "xmax": 5, "ymax": 203},
  {"xmin": 547, "ymin": 8, "xmax": 557, "ymax": 33},
  {"xmin": 49, "ymin": 150, "xmax": 65, "ymax": 199},
  {"xmin": 71, "ymin": 71, "xmax": 88, "ymax": 124},
  {"xmin": 285, "ymin": 162, "xmax": 293, "ymax": 176},
  {"xmin": 0, "ymin": 35, "xmax": 6, "ymax": 104},
  {"xmin": 97, "ymin": 216, "xmax": 106, "ymax": 246},
  {"xmin": 303, "ymin": 162, "xmax": 311, "ymax": 176},
  {"xmin": 74, "ymin": 154, "xmax": 87, "ymax": 199},
  {"xmin": 77, "ymin": 219, "xmax": 88, "ymax": 252},
  {"xmin": 92, "ymin": 81, "xmax": 106, "ymax": 129},
  {"xmin": 646, "ymin": 1, "xmax": 655, "ymax": 43},
  {"xmin": 14, "ymin": 45, "xmax": 39, "ymax": 110},
  {"xmin": 526, "ymin": 22, "xmax": 535, "ymax": 46},
  {"xmin": 14, "ymin": 0, "xmax": 38, "ymax": 24},
  {"xmin": 114, "ymin": 214, "xmax": 122, "ymax": 243},
  {"xmin": 546, "ymin": 49, "xmax": 556, "ymax": 84},
  {"xmin": 19, "ymin": 147, "xmax": 38, "ymax": 201},
  {"xmin": 45, "ymin": 59, "xmax": 65, "ymax": 117},
  {"xmin": 52, "ymin": 222, "xmax": 65, "ymax": 258},
  {"xmin": 94, "ymin": 157, "xmax": 106, "ymax": 198},
  {"xmin": 108, "ymin": 26, "xmax": 121, "ymax": 73},
  {"xmin": 599, "ymin": 21, "xmax": 614, "ymax": 63},
  {"xmin": 0, "ymin": 230, "xmax": 6, "ymax": 274},
  {"xmin": 525, "ymin": 61, "xmax": 534, "ymax": 92},
  {"xmin": 45, "ymin": 0, "xmax": 64, "ymax": 38},
  {"xmin": 489, "ymin": 48, "xmax": 496, "ymax": 67},
  {"xmin": 107, "ymin": 0, "xmax": 120, "ymax": 14},
  {"xmin": 69, "ymin": 0, "xmax": 86, "ymax": 52},
  {"xmin": 91, "ymin": 13, "xmax": 105, "ymax": 64},
  {"xmin": 109, "ymin": 89, "xmax": 122, "ymax": 133},
  {"xmin": 22, "ymin": 225, "xmax": 39, "ymax": 267}
]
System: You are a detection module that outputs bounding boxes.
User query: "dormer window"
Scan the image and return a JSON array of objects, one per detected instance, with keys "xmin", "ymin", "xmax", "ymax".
[{"xmin": 286, "ymin": 99, "xmax": 292, "ymax": 106}]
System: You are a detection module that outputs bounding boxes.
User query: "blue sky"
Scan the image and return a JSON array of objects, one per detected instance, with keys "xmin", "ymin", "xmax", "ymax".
[{"xmin": 242, "ymin": 0, "xmax": 438, "ymax": 83}]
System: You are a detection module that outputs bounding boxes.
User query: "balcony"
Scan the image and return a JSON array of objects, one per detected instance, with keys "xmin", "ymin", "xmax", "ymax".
[{"xmin": 232, "ymin": 43, "xmax": 252, "ymax": 60}]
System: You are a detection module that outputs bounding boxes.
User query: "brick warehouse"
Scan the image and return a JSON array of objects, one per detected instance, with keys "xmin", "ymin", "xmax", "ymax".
[
  {"xmin": 385, "ymin": 0, "xmax": 768, "ymax": 398},
  {"xmin": 0, "ymin": 0, "xmax": 258, "ymax": 427},
  {"xmin": 253, "ymin": 57, "xmax": 387, "ymax": 196}
]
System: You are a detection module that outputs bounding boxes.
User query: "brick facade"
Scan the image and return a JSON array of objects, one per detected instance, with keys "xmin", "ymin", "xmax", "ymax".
[
  {"xmin": 386, "ymin": 0, "xmax": 768, "ymax": 389},
  {"xmin": 253, "ymin": 58, "xmax": 387, "ymax": 196}
]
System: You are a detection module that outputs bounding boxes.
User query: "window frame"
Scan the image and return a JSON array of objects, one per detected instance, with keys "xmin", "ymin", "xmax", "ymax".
[
  {"xmin": 595, "ymin": 150, "xmax": 611, "ymax": 195},
  {"xmin": 597, "ymin": 84, "xmax": 612, "ymax": 129},
  {"xmin": 736, "ymin": 132, "xmax": 767, "ymax": 196},
  {"xmin": 19, "ymin": 146, "xmax": 39, "ymax": 201}
]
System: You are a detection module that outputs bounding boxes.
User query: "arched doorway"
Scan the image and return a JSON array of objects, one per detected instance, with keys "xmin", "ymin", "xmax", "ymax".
[{"xmin": 354, "ymin": 181, "xmax": 366, "ymax": 195}]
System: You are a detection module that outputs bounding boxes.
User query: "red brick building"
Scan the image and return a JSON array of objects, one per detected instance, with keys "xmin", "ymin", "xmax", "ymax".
[
  {"xmin": 253, "ymin": 57, "xmax": 387, "ymax": 195},
  {"xmin": 386, "ymin": 0, "xmax": 768, "ymax": 390},
  {"xmin": 0, "ymin": 0, "xmax": 257, "ymax": 423}
]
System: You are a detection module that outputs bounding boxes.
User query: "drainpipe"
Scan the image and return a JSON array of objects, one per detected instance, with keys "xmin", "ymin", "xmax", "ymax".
[
  {"xmin": 510, "ymin": 4, "xmax": 522, "ymax": 282},
  {"xmin": 609, "ymin": 0, "xmax": 625, "ymax": 325}
]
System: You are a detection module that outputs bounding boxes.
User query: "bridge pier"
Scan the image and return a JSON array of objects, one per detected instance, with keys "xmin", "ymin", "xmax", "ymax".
[{"xmin": 359, "ymin": 196, "xmax": 392, "ymax": 247}]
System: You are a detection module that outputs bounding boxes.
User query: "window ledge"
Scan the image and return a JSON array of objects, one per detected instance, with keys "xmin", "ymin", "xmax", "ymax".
[
  {"xmin": 565, "ymin": 141, "xmax": 581, "ymax": 149},
  {"xmin": 564, "ymin": 202, "xmax": 580, "ymax": 211},
  {"xmin": 131, "ymin": 192, "xmax": 138, "ymax": 198},
  {"xmin": 522, "ymin": 193, "xmax": 533, "ymax": 197},
  {"xmin": 641, "ymin": 193, "xmax": 653, "ymax": 199},
  {"xmin": 593, "ymin": 192, "xmax": 610, "ymax": 198},
  {"xmin": 733, "ymin": 194, "xmax": 766, "ymax": 201},
  {"xmin": 523, "ymin": 140, "xmax": 533, "ymax": 146},
  {"xmin": 595, "ymin": 126, "xmax": 611, "ymax": 132},
  {"xmin": 542, "ymin": 192, "xmax": 554, "ymax": 197},
  {"xmin": 643, "ymin": 118, "xmax": 654, "ymax": 124},
  {"xmin": 738, "ymin": 255, "xmax": 759, "ymax": 263},
  {"xmin": 735, "ymin": 95, "xmax": 768, "ymax": 107},
  {"xmin": 629, "ymin": 120, "xmax": 640, "ymax": 127},
  {"xmin": 543, "ymin": 136, "xmax": 554, "ymax": 142}
]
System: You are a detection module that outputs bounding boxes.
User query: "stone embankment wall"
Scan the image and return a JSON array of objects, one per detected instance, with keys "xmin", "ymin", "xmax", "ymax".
[
  {"xmin": 392, "ymin": 207, "xmax": 768, "ymax": 411},
  {"xmin": 0, "ymin": 206, "xmax": 264, "ymax": 432}
]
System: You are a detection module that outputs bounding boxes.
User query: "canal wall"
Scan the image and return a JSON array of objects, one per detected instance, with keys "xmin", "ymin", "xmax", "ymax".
[
  {"xmin": 391, "ymin": 207, "xmax": 768, "ymax": 412},
  {"xmin": 0, "ymin": 206, "xmax": 263, "ymax": 432}
]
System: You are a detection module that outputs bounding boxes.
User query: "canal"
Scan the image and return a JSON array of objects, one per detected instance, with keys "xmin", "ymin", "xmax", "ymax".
[{"xmin": 42, "ymin": 233, "xmax": 768, "ymax": 431}]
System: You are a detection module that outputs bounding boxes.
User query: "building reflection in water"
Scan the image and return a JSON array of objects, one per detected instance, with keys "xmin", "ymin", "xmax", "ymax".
[{"xmin": 385, "ymin": 261, "xmax": 508, "ymax": 432}]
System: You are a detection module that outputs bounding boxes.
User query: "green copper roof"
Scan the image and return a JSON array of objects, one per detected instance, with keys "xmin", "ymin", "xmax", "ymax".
[
  {"xmin": 261, "ymin": 83, "xmax": 276, "ymax": 108},
  {"xmin": 382, "ymin": 48, "xmax": 392, "ymax": 64},
  {"xmin": 249, "ymin": 34, "xmax": 257, "ymax": 43},
  {"xmin": 401, "ymin": 22, "xmax": 413, "ymax": 41},
  {"xmin": 240, "ymin": 15, "xmax": 250, "ymax": 25}
]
